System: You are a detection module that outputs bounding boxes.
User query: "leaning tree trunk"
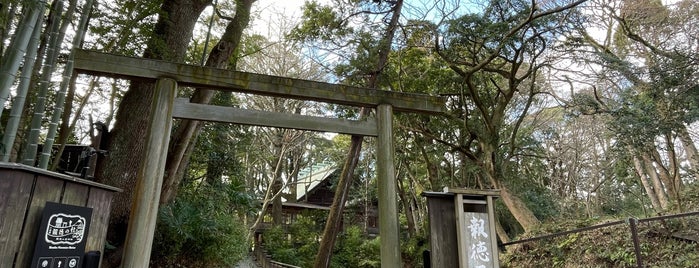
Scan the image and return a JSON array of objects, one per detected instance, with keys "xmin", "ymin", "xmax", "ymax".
[
  {"xmin": 481, "ymin": 142, "xmax": 540, "ymax": 232},
  {"xmin": 314, "ymin": 1, "xmax": 403, "ymax": 267},
  {"xmin": 641, "ymin": 152, "xmax": 670, "ymax": 210},
  {"xmin": 93, "ymin": 1, "xmax": 211, "ymax": 267},
  {"xmin": 631, "ymin": 153, "xmax": 663, "ymax": 212},
  {"xmin": 51, "ymin": 75, "xmax": 96, "ymax": 171},
  {"xmin": 159, "ymin": 0, "xmax": 255, "ymax": 204}
]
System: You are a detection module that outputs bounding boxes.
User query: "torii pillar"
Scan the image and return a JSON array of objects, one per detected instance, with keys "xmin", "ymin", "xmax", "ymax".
[
  {"xmin": 121, "ymin": 78, "xmax": 177, "ymax": 268},
  {"xmin": 377, "ymin": 104, "xmax": 401, "ymax": 267}
]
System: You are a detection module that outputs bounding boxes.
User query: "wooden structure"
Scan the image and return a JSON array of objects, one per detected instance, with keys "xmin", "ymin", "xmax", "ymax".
[
  {"xmin": 423, "ymin": 188, "xmax": 500, "ymax": 268},
  {"xmin": 295, "ymin": 162, "xmax": 338, "ymax": 206},
  {"xmin": 257, "ymin": 202, "xmax": 331, "ymax": 231},
  {"xmin": 72, "ymin": 49, "xmax": 445, "ymax": 268},
  {"xmin": 37, "ymin": 144, "xmax": 102, "ymax": 179},
  {"xmin": 0, "ymin": 162, "xmax": 120, "ymax": 267},
  {"xmin": 261, "ymin": 164, "xmax": 379, "ymax": 235}
]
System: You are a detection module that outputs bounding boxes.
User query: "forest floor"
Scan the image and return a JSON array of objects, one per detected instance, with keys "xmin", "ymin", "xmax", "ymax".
[{"xmin": 501, "ymin": 206, "xmax": 699, "ymax": 267}]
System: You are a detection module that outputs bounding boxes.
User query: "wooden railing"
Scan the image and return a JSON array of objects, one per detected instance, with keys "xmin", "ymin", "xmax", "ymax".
[{"xmin": 252, "ymin": 243, "xmax": 301, "ymax": 268}]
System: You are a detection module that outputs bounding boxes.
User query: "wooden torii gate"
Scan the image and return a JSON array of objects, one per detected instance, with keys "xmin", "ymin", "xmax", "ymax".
[{"xmin": 72, "ymin": 49, "xmax": 445, "ymax": 268}]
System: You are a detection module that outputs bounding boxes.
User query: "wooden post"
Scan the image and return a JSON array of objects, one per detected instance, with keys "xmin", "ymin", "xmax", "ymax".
[
  {"xmin": 454, "ymin": 193, "xmax": 467, "ymax": 268},
  {"xmin": 377, "ymin": 104, "xmax": 401, "ymax": 267},
  {"xmin": 486, "ymin": 195, "xmax": 500, "ymax": 268},
  {"xmin": 121, "ymin": 78, "xmax": 177, "ymax": 267}
]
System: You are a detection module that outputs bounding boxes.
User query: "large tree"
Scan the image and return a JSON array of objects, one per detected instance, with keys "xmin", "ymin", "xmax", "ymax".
[
  {"xmin": 558, "ymin": 0, "xmax": 699, "ymax": 212},
  {"xmin": 91, "ymin": 0, "xmax": 257, "ymax": 266},
  {"xmin": 431, "ymin": 0, "xmax": 587, "ymax": 232},
  {"xmin": 159, "ymin": 0, "xmax": 255, "ymax": 205}
]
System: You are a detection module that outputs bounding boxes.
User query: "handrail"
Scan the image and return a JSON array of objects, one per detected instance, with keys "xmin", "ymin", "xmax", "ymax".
[
  {"xmin": 501, "ymin": 210, "xmax": 699, "ymax": 247},
  {"xmin": 253, "ymin": 243, "xmax": 301, "ymax": 268}
]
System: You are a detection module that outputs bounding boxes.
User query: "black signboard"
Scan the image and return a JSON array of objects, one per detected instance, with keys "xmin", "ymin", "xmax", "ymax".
[{"xmin": 31, "ymin": 202, "xmax": 92, "ymax": 268}]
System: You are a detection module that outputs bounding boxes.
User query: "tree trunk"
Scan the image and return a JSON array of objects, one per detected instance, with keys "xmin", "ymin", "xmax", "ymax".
[
  {"xmin": 662, "ymin": 132, "xmax": 683, "ymax": 208},
  {"xmin": 499, "ymin": 185, "xmax": 540, "ymax": 232},
  {"xmin": 397, "ymin": 172, "xmax": 417, "ymax": 238},
  {"xmin": 21, "ymin": 0, "xmax": 66, "ymax": 165},
  {"xmin": 52, "ymin": 77, "xmax": 97, "ymax": 171},
  {"xmin": 481, "ymin": 141, "xmax": 540, "ymax": 232},
  {"xmin": 649, "ymin": 146, "xmax": 680, "ymax": 206},
  {"xmin": 641, "ymin": 152, "xmax": 669, "ymax": 210},
  {"xmin": 677, "ymin": 125, "xmax": 699, "ymax": 182},
  {"xmin": 159, "ymin": 0, "xmax": 255, "ymax": 205},
  {"xmin": 94, "ymin": 1, "xmax": 211, "ymax": 267},
  {"xmin": 416, "ymin": 135, "xmax": 439, "ymax": 191},
  {"xmin": 631, "ymin": 154, "xmax": 662, "ymax": 212},
  {"xmin": 314, "ymin": 134, "xmax": 364, "ymax": 268},
  {"xmin": 272, "ymin": 130, "xmax": 285, "ymax": 225},
  {"xmin": 313, "ymin": 2, "xmax": 404, "ymax": 267},
  {"xmin": 494, "ymin": 217, "xmax": 510, "ymax": 244}
]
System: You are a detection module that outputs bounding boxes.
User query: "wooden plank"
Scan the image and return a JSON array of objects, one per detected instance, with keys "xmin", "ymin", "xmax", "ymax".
[
  {"xmin": 487, "ymin": 195, "xmax": 500, "ymax": 268},
  {"xmin": 61, "ymin": 181, "xmax": 89, "ymax": 206},
  {"xmin": 447, "ymin": 187, "xmax": 501, "ymax": 197},
  {"xmin": 73, "ymin": 49, "xmax": 445, "ymax": 114},
  {"xmin": 15, "ymin": 176, "xmax": 64, "ymax": 268},
  {"xmin": 0, "ymin": 162, "xmax": 121, "ymax": 192},
  {"xmin": 0, "ymin": 170, "xmax": 34, "ymax": 268},
  {"xmin": 173, "ymin": 98, "xmax": 378, "ymax": 136},
  {"xmin": 121, "ymin": 78, "xmax": 176, "ymax": 268},
  {"xmin": 84, "ymin": 188, "xmax": 114, "ymax": 263},
  {"xmin": 455, "ymin": 193, "xmax": 467, "ymax": 268},
  {"xmin": 425, "ymin": 194, "xmax": 459, "ymax": 268}
]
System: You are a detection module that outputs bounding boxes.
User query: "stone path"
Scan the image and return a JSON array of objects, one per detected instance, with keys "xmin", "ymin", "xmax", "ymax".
[{"xmin": 232, "ymin": 255, "xmax": 260, "ymax": 268}]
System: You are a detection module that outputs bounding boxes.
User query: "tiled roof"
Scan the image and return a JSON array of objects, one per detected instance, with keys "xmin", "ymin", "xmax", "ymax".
[{"xmin": 295, "ymin": 162, "xmax": 336, "ymax": 201}]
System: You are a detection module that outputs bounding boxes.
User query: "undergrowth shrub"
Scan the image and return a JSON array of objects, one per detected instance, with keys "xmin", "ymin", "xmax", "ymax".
[
  {"xmin": 151, "ymin": 183, "xmax": 250, "ymax": 267},
  {"xmin": 263, "ymin": 218, "xmax": 381, "ymax": 268}
]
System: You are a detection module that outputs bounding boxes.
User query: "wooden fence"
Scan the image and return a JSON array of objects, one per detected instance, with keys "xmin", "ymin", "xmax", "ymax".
[{"xmin": 252, "ymin": 242, "xmax": 301, "ymax": 268}]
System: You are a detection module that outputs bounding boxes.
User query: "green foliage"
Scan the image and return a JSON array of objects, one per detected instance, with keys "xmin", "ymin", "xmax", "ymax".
[
  {"xmin": 262, "ymin": 211, "xmax": 325, "ymax": 267},
  {"xmin": 152, "ymin": 182, "xmax": 253, "ymax": 267},
  {"xmin": 400, "ymin": 233, "xmax": 429, "ymax": 268},
  {"xmin": 519, "ymin": 185, "xmax": 560, "ymax": 221},
  {"xmin": 332, "ymin": 226, "xmax": 381, "ymax": 268},
  {"xmin": 291, "ymin": 1, "xmax": 350, "ymax": 42},
  {"xmin": 263, "ymin": 221, "xmax": 381, "ymax": 268},
  {"xmin": 88, "ymin": 0, "xmax": 161, "ymax": 55}
]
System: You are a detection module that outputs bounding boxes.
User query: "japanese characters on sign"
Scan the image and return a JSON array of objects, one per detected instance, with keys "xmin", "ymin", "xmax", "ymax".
[{"xmin": 465, "ymin": 212, "xmax": 493, "ymax": 268}]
